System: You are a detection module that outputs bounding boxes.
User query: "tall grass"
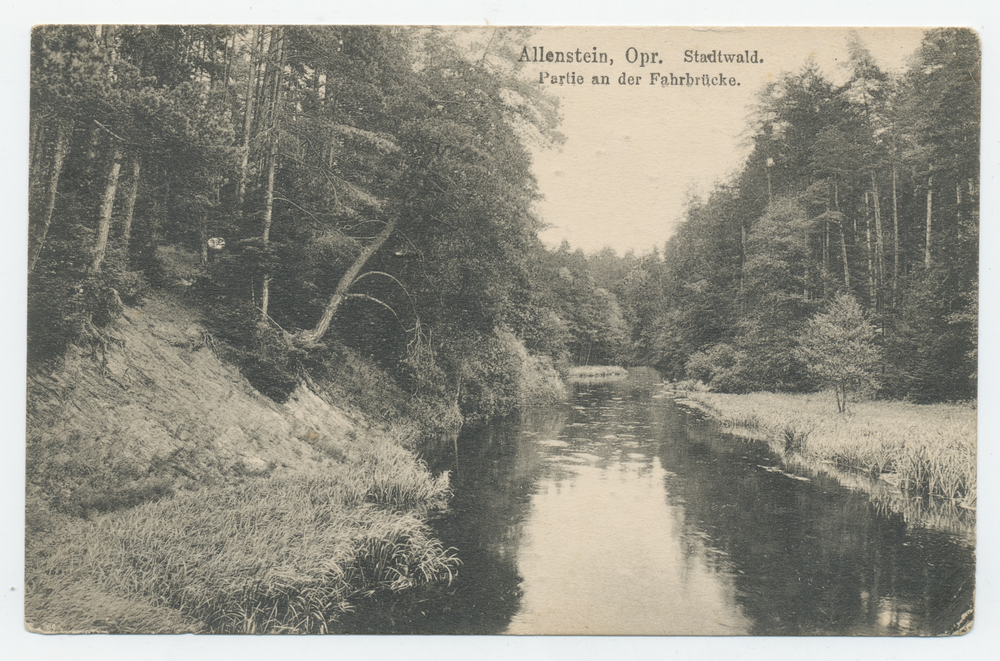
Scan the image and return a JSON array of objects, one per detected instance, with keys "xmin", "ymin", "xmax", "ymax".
[
  {"xmin": 684, "ymin": 391, "xmax": 976, "ymax": 508},
  {"xmin": 27, "ymin": 470, "xmax": 457, "ymax": 634},
  {"xmin": 348, "ymin": 436, "xmax": 452, "ymax": 510}
]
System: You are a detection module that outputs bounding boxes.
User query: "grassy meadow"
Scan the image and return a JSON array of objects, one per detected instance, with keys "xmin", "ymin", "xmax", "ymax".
[{"xmin": 681, "ymin": 391, "xmax": 976, "ymax": 510}]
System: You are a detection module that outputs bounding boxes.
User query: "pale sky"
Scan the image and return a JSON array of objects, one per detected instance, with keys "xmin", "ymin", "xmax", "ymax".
[{"xmin": 526, "ymin": 27, "xmax": 929, "ymax": 255}]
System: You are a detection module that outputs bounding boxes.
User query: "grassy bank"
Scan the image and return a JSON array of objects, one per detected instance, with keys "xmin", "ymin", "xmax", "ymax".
[
  {"xmin": 25, "ymin": 293, "xmax": 459, "ymax": 633},
  {"xmin": 681, "ymin": 391, "xmax": 976, "ymax": 509},
  {"xmin": 26, "ymin": 426, "xmax": 457, "ymax": 634}
]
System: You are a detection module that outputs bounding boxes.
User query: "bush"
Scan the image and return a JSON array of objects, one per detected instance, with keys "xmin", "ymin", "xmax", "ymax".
[
  {"xmin": 685, "ymin": 343, "xmax": 753, "ymax": 393},
  {"xmin": 28, "ymin": 262, "xmax": 148, "ymax": 364},
  {"xmin": 795, "ymin": 293, "xmax": 881, "ymax": 412}
]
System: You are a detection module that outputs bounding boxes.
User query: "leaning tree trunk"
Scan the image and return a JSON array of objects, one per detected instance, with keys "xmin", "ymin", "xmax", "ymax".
[
  {"xmin": 296, "ymin": 216, "xmax": 399, "ymax": 345},
  {"xmin": 90, "ymin": 145, "xmax": 124, "ymax": 274},
  {"xmin": 28, "ymin": 118, "xmax": 73, "ymax": 274}
]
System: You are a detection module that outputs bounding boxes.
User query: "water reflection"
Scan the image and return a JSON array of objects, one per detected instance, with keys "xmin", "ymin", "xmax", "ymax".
[
  {"xmin": 508, "ymin": 453, "xmax": 749, "ymax": 634},
  {"xmin": 338, "ymin": 369, "xmax": 974, "ymax": 635}
]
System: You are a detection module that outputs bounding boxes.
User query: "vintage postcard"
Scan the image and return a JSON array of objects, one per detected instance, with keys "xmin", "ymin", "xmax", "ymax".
[{"xmin": 24, "ymin": 25, "xmax": 977, "ymax": 638}]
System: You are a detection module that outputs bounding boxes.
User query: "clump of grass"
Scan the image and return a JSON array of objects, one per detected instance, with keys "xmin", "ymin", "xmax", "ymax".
[
  {"xmin": 348, "ymin": 435, "xmax": 452, "ymax": 510},
  {"xmin": 782, "ymin": 425, "xmax": 809, "ymax": 454},
  {"xmin": 685, "ymin": 391, "xmax": 976, "ymax": 506},
  {"xmin": 566, "ymin": 365, "xmax": 629, "ymax": 381},
  {"xmin": 27, "ymin": 472, "xmax": 457, "ymax": 634}
]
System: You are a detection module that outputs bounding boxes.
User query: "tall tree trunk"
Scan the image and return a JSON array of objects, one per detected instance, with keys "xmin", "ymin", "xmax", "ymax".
[
  {"xmin": 864, "ymin": 191, "xmax": 876, "ymax": 306},
  {"xmin": 237, "ymin": 26, "xmax": 263, "ymax": 210},
  {"xmin": 870, "ymin": 175, "xmax": 884, "ymax": 315},
  {"xmin": 198, "ymin": 212, "xmax": 210, "ymax": 266},
  {"xmin": 259, "ymin": 27, "xmax": 285, "ymax": 321},
  {"xmin": 739, "ymin": 219, "xmax": 747, "ymax": 317},
  {"xmin": 119, "ymin": 155, "xmax": 141, "ymax": 247},
  {"xmin": 839, "ymin": 223, "xmax": 851, "ymax": 291},
  {"xmin": 834, "ymin": 179, "xmax": 850, "ymax": 289},
  {"xmin": 28, "ymin": 114, "xmax": 45, "ymax": 187},
  {"xmin": 91, "ymin": 145, "xmax": 124, "ymax": 273},
  {"xmin": 260, "ymin": 138, "xmax": 278, "ymax": 318},
  {"xmin": 956, "ymin": 181, "xmax": 963, "ymax": 240},
  {"xmin": 209, "ymin": 30, "xmax": 218, "ymax": 92},
  {"xmin": 892, "ymin": 165, "xmax": 899, "ymax": 297},
  {"xmin": 925, "ymin": 173, "xmax": 934, "ymax": 269},
  {"xmin": 822, "ymin": 215, "xmax": 830, "ymax": 299},
  {"xmin": 297, "ymin": 216, "xmax": 399, "ymax": 345},
  {"xmin": 28, "ymin": 118, "xmax": 72, "ymax": 274}
]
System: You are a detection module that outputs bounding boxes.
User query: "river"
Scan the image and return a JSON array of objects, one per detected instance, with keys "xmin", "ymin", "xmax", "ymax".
[{"xmin": 339, "ymin": 369, "xmax": 974, "ymax": 635}]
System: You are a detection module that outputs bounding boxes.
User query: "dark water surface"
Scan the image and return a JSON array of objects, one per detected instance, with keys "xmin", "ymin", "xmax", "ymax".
[{"xmin": 340, "ymin": 369, "xmax": 974, "ymax": 635}]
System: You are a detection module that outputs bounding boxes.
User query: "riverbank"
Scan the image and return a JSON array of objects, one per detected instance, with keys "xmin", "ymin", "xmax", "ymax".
[
  {"xmin": 672, "ymin": 390, "xmax": 976, "ymax": 512},
  {"xmin": 25, "ymin": 293, "xmax": 458, "ymax": 633}
]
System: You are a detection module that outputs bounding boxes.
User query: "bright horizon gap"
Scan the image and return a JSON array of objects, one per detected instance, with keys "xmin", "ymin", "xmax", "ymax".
[{"xmin": 529, "ymin": 27, "xmax": 927, "ymax": 257}]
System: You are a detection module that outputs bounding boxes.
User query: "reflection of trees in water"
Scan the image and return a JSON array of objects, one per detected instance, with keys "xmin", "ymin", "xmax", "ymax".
[
  {"xmin": 338, "ymin": 408, "xmax": 568, "ymax": 634},
  {"xmin": 797, "ymin": 458, "xmax": 976, "ymax": 540},
  {"xmin": 650, "ymin": 403, "xmax": 974, "ymax": 636}
]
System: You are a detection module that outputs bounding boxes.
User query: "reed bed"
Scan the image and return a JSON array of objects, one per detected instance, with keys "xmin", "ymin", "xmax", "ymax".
[
  {"xmin": 27, "ymin": 470, "xmax": 457, "ymax": 634},
  {"xmin": 565, "ymin": 365, "xmax": 629, "ymax": 381},
  {"xmin": 685, "ymin": 391, "xmax": 976, "ymax": 508}
]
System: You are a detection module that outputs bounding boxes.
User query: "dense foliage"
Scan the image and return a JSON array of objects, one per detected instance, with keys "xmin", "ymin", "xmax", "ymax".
[
  {"xmin": 28, "ymin": 26, "xmax": 568, "ymax": 424},
  {"xmin": 575, "ymin": 29, "xmax": 976, "ymax": 404}
]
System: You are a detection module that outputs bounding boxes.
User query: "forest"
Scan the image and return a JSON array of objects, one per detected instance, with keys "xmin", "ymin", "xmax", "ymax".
[
  {"xmin": 28, "ymin": 25, "xmax": 574, "ymax": 428},
  {"xmin": 535, "ymin": 29, "xmax": 980, "ymax": 405},
  {"xmin": 28, "ymin": 27, "xmax": 978, "ymax": 421}
]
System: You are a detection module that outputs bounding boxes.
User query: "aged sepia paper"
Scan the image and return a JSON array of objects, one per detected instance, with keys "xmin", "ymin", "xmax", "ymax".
[{"xmin": 20, "ymin": 19, "xmax": 981, "ymax": 654}]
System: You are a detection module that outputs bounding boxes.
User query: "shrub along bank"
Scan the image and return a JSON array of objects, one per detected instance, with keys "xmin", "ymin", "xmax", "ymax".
[{"xmin": 680, "ymin": 391, "xmax": 976, "ymax": 509}]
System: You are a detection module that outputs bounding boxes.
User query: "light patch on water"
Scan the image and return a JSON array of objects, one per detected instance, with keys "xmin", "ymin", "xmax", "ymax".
[
  {"xmin": 758, "ymin": 465, "xmax": 811, "ymax": 482},
  {"xmin": 507, "ymin": 457, "xmax": 750, "ymax": 635},
  {"xmin": 537, "ymin": 439, "xmax": 569, "ymax": 448}
]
